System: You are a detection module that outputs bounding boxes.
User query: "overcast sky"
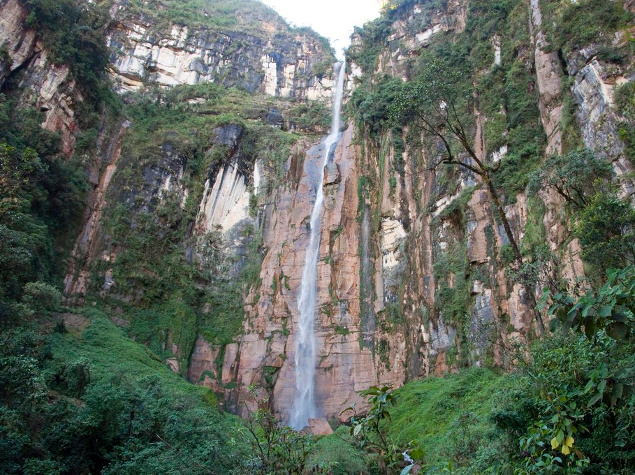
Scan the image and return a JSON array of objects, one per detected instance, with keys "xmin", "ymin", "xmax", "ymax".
[{"xmin": 260, "ymin": 0, "xmax": 382, "ymax": 59}]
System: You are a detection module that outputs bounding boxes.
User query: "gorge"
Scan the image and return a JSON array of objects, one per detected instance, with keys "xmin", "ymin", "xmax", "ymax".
[{"xmin": 1, "ymin": 0, "xmax": 635, "ymax": 473}]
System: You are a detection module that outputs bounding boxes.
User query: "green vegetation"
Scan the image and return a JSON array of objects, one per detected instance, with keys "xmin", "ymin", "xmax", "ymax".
[
  {"xmin": 527, "ymin": 148, "xmax": 634, "ymax": 276},
  {"xmin": 344, "ymin": 384, "xmax": 424, "ymax": 472},
  {"xmin": 377, "ymin": 301, "xmax": 407, "ymax": 334},
  {"xmin": 343, "ymin": 266, "xmax": 635, "ymax": 472},
  {"xmin": 306, "ymin": 427, "xmax": 371, "ymax": 474},
  {"xmin": 0, "ymin": 102, "xmax": 88, "ymax": 324},
  {"xmin": 433, "ymin": 241, "xmax": 470, "ymax": 327},
  {"xmin": 288, "ymin": 100, "xmax": 331, "ymax": 132},
  {"xmin": 120, "ymin": 83, "xmax": 309, "ymax": 182},
  {"xmin": 0, "ymin": 308, "xmax": 249, "ymax": 473},
  {"xmin": 576, "ymin": 192, "xmax": 635, "ymax": 273},
  {"xmin": 349, "ymin": 75, "xmax": 404, "ymax": 136},
  {"xmin": 527, "ymin": 148, "xmax": 613, "ymax": 211},
  {"xmin": 385, "ymin": 368, "xmax": 508, "ymax": 471},
  {"xmin": 241, "ymin": 394, "xmax": 315, "ymax": 473},
  {"xmin": 111, "ymin": 0, "xmax": 333, "ymax": 57},
  {"xmin": 616, "ymin": 81, "xmax": 635, "ymax": 165},
  {"xmin": 541, "ymin": 0, "xmax": 633, "ymax": 54}
]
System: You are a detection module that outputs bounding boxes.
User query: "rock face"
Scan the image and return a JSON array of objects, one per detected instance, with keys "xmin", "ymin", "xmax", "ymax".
[
  {"xmin": 107, "ymin": 1, "xmax": 334, "ymax": 99},
  {"xmin": 568, "ymin": 50, "xmax": 634, "ymax": 187},
  {"xmin": 308, "ymin": 418, "xmax": 333, "ymax": 436},
  {"xmin": 529, "ymin": 0, "xmax": 563, "ymax": 156},
  {"xmin": 0, "ymin": 0, "xmax": 81, "ymax": 156},
  {"xmin": 361, "ymin": 0, "xmax": 467, "ymax": 78},
  {"xmin": 0, "ymin": 0, "xmax": 36, "ymax": 87},
  {"xmin": 64, "ymin": 120, "xmax": 131, "ymax": 300},
  {"xmin": 83, "ymin": 0, "xmax": 633, "ymax": 422},
  {"xmin": 226, "ymin": 126, "xmax": 405, "ymax": 422},
  {"xmin": 337, "ymin": 0, "xmax": 634, "ymax": 382}
]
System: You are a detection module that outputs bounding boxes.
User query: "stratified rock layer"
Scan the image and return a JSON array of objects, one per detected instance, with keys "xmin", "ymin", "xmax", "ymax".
[{"xmin": 107, "ymin": 1, "xmax": 334, "ymax": 100}]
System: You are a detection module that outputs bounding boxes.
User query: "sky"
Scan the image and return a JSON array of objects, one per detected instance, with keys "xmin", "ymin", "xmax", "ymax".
[{"xmin": 260, "ymin": 0, "xmax": 382, "ymax": 59}]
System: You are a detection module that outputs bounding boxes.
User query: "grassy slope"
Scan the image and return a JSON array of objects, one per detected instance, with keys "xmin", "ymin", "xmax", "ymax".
[
  {"xmin": 309, "ymin": 368, "xmax": 512, "ymax": 473},
  {"xmin": 50, "ymin": 309, "xmax": 247, "ymax": 467},
  {"xmin": 52, "ymin": 309, "xmax": 206, "ymax": 391},
  {"xmin": 386, "ymin": 368, "xmax": 508, "ymax": 467}
]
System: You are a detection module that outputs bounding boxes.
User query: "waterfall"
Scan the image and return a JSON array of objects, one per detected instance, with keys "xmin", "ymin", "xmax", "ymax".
[{"xmin": 290, "ymin": 61, "xmax": 346, "ymax": 430}]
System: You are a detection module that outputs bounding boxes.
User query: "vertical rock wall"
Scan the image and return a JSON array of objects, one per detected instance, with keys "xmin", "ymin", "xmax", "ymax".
[
  {"xmin": 106, "ymin": 0, "xmax": 335, "ymax": 99},
  {"xmin": 0, "ymin": 0, "xmax": 81, "ymax": 156},
  {"xmin": 228, "ymin": 127, "xmax": 405, "ymax": 422}
]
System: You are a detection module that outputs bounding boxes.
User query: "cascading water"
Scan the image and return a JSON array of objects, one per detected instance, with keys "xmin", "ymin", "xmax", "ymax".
[{"xmin": 290, "ymin": 61, "xmax": 346, "ymax": 430}]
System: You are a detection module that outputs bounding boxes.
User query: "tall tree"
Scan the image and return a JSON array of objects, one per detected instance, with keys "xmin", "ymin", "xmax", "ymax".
[{"xmin": 391, "ymin": 58, "xmax": 545, "ymax": 331}]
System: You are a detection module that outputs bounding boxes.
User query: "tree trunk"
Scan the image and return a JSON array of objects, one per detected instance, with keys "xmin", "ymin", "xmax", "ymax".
[
  {"xmin": 485, "ymin": 179, "xmax": 521, "ymax": 261},
  {"xmin": 485, "ymin": 177, "xmax": 545, "ymax": 334}
]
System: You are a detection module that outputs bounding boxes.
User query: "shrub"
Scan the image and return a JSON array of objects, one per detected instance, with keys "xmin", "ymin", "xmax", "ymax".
[
  {"xmin": 21, "ymin": 282, "xmax": 61, "ymax": 315},
  {"xmin": 576, "ymin": 193, "xmax": 635, "ymax": 272},
  {"xmin": 527, "ymin": 149, "xmax": 613, "ymax": 210}
]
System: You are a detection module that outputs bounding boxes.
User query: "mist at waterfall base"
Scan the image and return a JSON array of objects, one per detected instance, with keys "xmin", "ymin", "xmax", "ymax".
[{"xmin": 289, "ymin": 62, "xmax": 347, "ymax": 430}]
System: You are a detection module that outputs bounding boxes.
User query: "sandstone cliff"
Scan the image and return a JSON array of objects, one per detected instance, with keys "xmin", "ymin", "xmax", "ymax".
[
  {"xmin": 0, "ymin": 0, "xmax": 82, "ymax": 156},
  {"xmin": 106, "ymin": 0, "xmax": 335, "ymax": 99},
  {"xmin": 340, "ymin": 0, "xmax": 634, "ymax": 387}
]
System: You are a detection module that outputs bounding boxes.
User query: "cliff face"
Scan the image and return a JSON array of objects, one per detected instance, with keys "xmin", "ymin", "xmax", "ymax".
[
  {"xmin": 227, "ymin": 126, "xmax": 406, "ymax": 422},
  {"xmin": 339, "ymin": 0, "xmax": 634, "ymax": 384},
  {"xmin": 0, "ymin": 0, "xmax": 81, "ymax": 156},
  {"xmin": 106, "ymin": 0, "xmax": 334, "ymax": 100}
]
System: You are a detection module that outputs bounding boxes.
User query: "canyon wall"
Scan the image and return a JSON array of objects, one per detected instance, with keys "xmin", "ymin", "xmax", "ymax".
[
  {"xmin": 338, "ymin": 0, "xmax": 634, "ymax": 387},
  {"xmin": 2, "ymin": 0, "xmax": 633, "ymax": 425},
  {"xmin": 0, "ymin": 0, "xmax": 81, "ymax": 156},
  {"xmin": 106, "ymin": 0, "xmax": 335, "ymax": 99}
]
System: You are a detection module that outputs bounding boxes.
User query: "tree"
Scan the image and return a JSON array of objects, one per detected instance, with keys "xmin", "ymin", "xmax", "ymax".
[
  {"xmin": 0, "ymin": 143, "xmax": 46, "ymax": 218},
  {"xmin": 341, "ymin": 385, "xmax": 423, "ymax": 474},
  {"xmin": 527, "ymin": 148, "xmax": 613, "ymax": 210},
  {"xmin": 530, "ymin": 266, "xmax": 635, "ymax": 470},
  {"xmin": 545, "ymin": 265, "xmax": 635, "ymax": 346},
  {"xmin": 391, "ymin": 58, "xmax": 545, "ymax": 331},
  {"xmin": 391, "ymin": 59, "xmax": 522, "ymax": 262},
  {"xmin": 575, "ymin": 193, "xmax": 635, "ymax": 273},
  {"xmin": 241, "ymin": 393, "xmax": 312, "ymax": 474},
  {"xmin": 21, "ymin": 282, "xmax": 62, "ymax": 315}
]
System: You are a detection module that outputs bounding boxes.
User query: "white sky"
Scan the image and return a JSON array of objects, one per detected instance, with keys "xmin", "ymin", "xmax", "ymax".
[{"xmin": 260, "ymin": 0, "xmax": 382, "ymax": 59}]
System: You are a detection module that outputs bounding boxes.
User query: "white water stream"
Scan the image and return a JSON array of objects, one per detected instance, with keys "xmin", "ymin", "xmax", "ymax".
[{"xmin": 290, "ymin": 62, "xmax": 346, "ymax": 430}]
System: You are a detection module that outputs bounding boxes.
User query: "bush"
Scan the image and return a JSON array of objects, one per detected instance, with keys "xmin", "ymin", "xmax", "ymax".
[
  {"xmin": 576, "ymin": 193, "xmax": 635, "ymax": 272},
  {"xmin": 21, "ymin": 282, "xmax": 62, "ymax": 315},
  {"xmin": 544, "ymin": 0, "xmax": 633, "ymax": 53},
  {"xmin": 527, "ymin": 148, "xmax": 613, "ymax": 210}
]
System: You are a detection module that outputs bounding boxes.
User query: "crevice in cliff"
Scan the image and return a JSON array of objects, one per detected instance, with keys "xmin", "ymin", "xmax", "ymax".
[{"xmin": 63, "ymin": 119, "xmax": 131, "ymax": 302}]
